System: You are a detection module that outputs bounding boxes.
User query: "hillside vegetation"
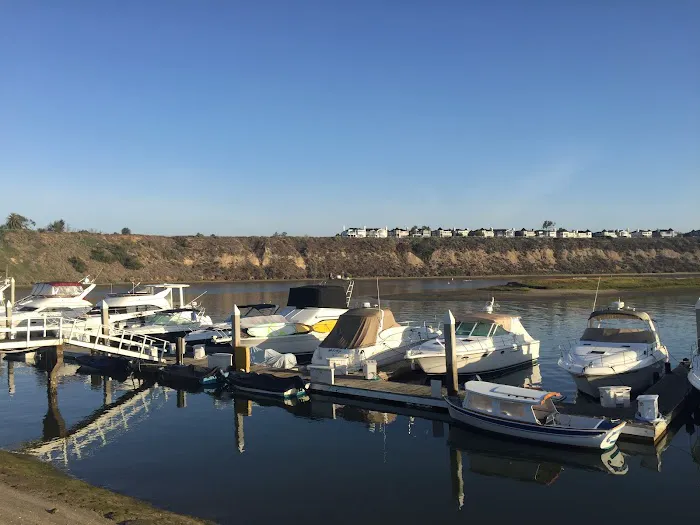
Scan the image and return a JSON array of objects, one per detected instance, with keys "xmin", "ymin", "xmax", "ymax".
[{"xmin": 2, "ymin": 231, "xmax": 700, "ymax": 284}]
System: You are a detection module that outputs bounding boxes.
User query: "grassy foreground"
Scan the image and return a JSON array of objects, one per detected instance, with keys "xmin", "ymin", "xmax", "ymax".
[{"xmin": 0, "ymin": 451, "xmax": 210, "ymax": 525}]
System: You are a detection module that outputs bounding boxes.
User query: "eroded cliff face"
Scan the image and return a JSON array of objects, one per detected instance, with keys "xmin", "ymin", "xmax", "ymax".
[{"xmin": 2, "ymin": 231, "xmax": 699, "ymax": 284}]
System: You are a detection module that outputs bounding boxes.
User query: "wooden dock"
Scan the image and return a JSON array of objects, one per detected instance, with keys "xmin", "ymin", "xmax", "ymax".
[
  {"xmin": 59, "ymin": 347, "xmax": 698, "ymax": 444},
  {"xmin": 305, "ymin": 363, "xmax": 697, "ymax": 444}
]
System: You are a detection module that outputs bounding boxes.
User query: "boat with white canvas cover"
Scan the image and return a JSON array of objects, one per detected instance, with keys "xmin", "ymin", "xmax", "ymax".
[
  {"xmin": 185, "ymin": 281, "xmax": 353, "ymax": 357},
  {"xmin": 0, "ymin": 277, "xmax": 96, "ymax": 325},
  {"xmin": 558, "ymin": 301, "xmax": 669, "ymax": 397},
  {"xmin": 311, "ymin": 307, "xmax": 438, "ymax": 371},
  {"xmin": 445, "ymin": 381, "xmax": 626, "ymax": 449},
  {"xmin": 405, "ymin": 312, "xmax": 539, "ymax": 375}
]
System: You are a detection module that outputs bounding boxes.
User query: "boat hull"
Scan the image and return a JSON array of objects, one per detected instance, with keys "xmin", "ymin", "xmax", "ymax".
[
  {"xmin": 191, "ymin": 332, "xmax": 324, "ymax": 358},
  {"xmin": 410, "ymin": 341, "xmax": 539, "ymax": 375},
  {"xmin": 446, "ymin": 399, "xmax": 624, "ymax": 449},
  {"xmin": 570, "ymin": 360, "xmax": 665, "ymax": 398}
]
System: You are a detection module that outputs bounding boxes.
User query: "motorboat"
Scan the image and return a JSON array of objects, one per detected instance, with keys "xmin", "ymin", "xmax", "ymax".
[
  {"xmin": 79, "ymin": 283, "xmax": 194, "ymax": 330},
  {"xmin": 311, "ymin": 307, "xmax": 438, "ymax": 371},
  {"xmin": 0, "ymin": 277, "xmax": 96, "ymax": 325},
  {"xmin": 405, "ymin": 312, "xmax": 539, "ymax": 375},
  {"xmin": 448, "ymin": 425, "xmax": 628, "ymax": 483},
  {"xmin": 185, "ymin": 281, "xmax": 353, "ymax": 357},
  {"xmin": 558, "ymin": 301, "xmax": 669, "ymax": 397},
  {"xmin": 120, "ymin": 307, "xmax": 214, "ymax": 343},
  {"xmin": 445, "ymin": 380, "xmax": 626, "ymax": 449}
]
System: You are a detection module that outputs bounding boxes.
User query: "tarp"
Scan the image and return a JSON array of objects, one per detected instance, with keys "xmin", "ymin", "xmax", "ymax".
[
  {"xmin": 287, "ymin": 284, "xmax": 347, "ymax": 309},
  {"xmin": 250, "ymin": 347, "xmax": 298, "ymax": 369},
  {"xmin": 320, "ymin": 308, "xmax": 399, "ymax": 349},
  {"xmin": 459, "ymin": 313, "xmax": 517, "ymax": 333}
]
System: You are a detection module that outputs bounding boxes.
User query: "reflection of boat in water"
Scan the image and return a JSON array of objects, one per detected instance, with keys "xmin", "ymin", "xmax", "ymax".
[{"xmin": 448, "ymin": 425, "xmax": 628, "ymax": 483}]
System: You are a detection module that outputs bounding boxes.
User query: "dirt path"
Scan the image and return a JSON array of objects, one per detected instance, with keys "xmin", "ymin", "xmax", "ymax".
[{"xmin": 0, "ymin": 482, "xmax": 113, "ymax": 525}]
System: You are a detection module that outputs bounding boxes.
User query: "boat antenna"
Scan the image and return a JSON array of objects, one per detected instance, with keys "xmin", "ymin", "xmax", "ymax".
[
  {"xmin": 592, "ymin": 276, "xmax": 602, "ymax": 311},
  {"xmin": 376, "ymin": 277, "xmax": 381, "ymax": 311}
]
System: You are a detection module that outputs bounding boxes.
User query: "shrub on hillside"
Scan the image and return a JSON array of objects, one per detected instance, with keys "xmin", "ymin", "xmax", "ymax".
[{"xmin": 68, "ymin": 256, "xmax": 87, "ymax": 273}]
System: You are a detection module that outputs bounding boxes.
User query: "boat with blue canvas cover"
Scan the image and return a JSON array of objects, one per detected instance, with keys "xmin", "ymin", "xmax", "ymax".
[{"xmin": 445, "ymin": 381, "xmax": 626, "ymax": 449}]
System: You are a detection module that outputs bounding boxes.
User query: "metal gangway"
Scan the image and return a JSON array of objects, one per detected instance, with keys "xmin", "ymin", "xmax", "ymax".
[
  {"xmin": 0, "ymin": 316, "xmax": 169, "ymax": 362},
  {"xmin": 25, "ymin": 383, "xmax": 169, "ymax": 465}
]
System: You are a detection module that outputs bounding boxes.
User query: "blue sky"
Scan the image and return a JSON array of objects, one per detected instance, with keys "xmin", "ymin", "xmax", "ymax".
[{"xmin": 1, "ymin": 1, "xmax": 698, "ymax": 235}]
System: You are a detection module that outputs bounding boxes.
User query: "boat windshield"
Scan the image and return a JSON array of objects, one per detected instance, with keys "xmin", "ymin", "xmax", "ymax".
[
  {"xmin": 455, "ymin": 321, "xmax": 494, "ymax": 337},
  {"xmin": 588, "ymin": 317, "xmax": 650, "ymax": 331}
]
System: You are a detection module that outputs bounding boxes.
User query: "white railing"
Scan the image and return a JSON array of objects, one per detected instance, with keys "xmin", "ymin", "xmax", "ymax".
[{"xmin": 0, "ymin": 316, "xmax": 65, "ymax": 343}]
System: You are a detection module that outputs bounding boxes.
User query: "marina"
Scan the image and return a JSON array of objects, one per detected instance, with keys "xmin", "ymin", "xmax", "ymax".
[{"xmin": 2, "ymin": 279, "xmax": 700, "ymax": 524}]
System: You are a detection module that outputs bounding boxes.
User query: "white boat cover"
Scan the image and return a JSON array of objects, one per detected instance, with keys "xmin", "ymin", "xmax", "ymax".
[{"xmin": 250, "ymin": 347, "xmax": 297, "ymax": 369}]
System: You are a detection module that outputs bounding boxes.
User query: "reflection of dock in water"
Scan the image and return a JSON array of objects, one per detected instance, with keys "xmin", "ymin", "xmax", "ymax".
[{"xmin": 25, "ymin": 381, "xmax": 168, "ymax": 465}]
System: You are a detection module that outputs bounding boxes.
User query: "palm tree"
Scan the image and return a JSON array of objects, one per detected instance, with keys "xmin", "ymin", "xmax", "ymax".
[{"xmin": 4, "ymin": 213, "xmax": 35, "ymax": 230}]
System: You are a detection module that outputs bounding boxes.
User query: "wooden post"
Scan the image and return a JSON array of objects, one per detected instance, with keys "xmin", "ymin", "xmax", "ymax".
[
  {"xmin": 100, "ymin": 301, "xmax": 110, "ymax": 337},
  {"xmin": 6, "ymin": 300, "xmax": 12, "ymax": 333},
  {"xmin": 176, "ymin": 337, "xmax": 185, "ymax": 365},
  {"xmin": 444, "ymin": 310, "xmax": 459, "ymax": 396},
  {"xmin": 231, "ymin": 305, "xmax": 250, "ymax": 372},
  {"xmin": 9, "ymin": 277, "xmax": 15, "ymax": 306},
  {"xmin": 231, "ymin": 305, "xmax": 241, "ymax": 348}
]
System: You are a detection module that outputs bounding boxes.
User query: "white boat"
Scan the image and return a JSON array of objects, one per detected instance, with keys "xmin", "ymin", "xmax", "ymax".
[
  {"xmin": 0, "ymin": 277, "xmax": 96, "ymax": 324},
  {"xmin": 120, "ymin": 307, "xmax": 214, "ymax": 343},
  {"xmin": 405, "ymin": 313, "xmax": 539, "ymax": 375},
  {"xmin": 86, "ymin": 283, "xmax": 191, "ymax": 325},
  {"xmin": 558, "ymin": 301, "xmax": 669, "ymax": 397},
  {"xmin": 186, "ymin": 282, "xmax": 352, "ymax": 357},
  {"xmin": 445, "ymin": 381, "xmax": 626, "ymax": 449},
  {"xmin": 311, "ymin": 307, "xmax": 438, "ymax": 371}
]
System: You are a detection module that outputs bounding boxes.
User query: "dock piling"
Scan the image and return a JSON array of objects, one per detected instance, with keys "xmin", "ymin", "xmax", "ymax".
[
  {"xmin": 231, "ymin": 305, "xmax": 250, "ymax": 372},
  {"xmin": 176, "ymin": 337, "xmax": 185, "ymax": 365},
  {"xmin": 444, "ymin": 310, "xmax": 459, "ymax": 396},
  {"xmin": 9, "ymin": 277, "xmax": 15, "ymax": 306},
  {"xmin": 231, "ymin": 305, "xmax": 241, "ymax": 348},
  {"xmin": 5, "ymin": 300, "xmax": 12, "ymax": 337},
  {"xmin": 101, "ymin": 301, "xmax": 110, "ymax": 337}
]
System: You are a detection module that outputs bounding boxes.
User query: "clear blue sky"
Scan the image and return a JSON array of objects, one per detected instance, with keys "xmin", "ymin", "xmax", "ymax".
[{"xmin": 1, "ymin": 1, "xmax": 698, "ymax": 235}]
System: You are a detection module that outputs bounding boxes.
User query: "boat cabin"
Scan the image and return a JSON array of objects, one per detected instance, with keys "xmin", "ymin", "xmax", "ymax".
[
  {"xmin": 463, "ymin": 381, "xmax": 560, "ymax": 425},
  {"xmin": 582, "ymin": 306, "xmax": 659, "ymax": 345}
]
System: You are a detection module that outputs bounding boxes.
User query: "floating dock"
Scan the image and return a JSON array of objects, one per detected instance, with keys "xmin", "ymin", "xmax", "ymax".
[{"xmin": 304, "ymin": 363, "xmax": 697, "ymax": 444}]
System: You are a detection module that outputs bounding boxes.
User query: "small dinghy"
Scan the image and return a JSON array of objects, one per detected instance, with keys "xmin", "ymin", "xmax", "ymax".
[
  {"xmin": 226, "ymin": 372, "xmax": 308, "ymax": 398},
  {"xmin": 445, "ymin": 380, "xmax": 626, "ymax": 449}
]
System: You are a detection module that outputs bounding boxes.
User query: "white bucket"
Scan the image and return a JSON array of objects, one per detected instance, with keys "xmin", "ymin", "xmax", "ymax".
[
  {"xmin": 192, "ymin": 344, "xmax": 206, "ymax": 360},
  {"xmin": 636, "ymin": 394, "xmax": 660, "ymax": 422},
  {"xmin": 599, "ymin": 386, "xmax": 632, "ymax": 408}
]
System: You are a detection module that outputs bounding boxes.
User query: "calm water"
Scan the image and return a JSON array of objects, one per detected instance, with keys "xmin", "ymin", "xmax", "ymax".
[{"xmin": 2, "ymin": 279, "xmax": 700, "ymax": 524}]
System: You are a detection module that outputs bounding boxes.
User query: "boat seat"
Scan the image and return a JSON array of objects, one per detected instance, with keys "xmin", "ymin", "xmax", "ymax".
[{"xmin": 532, "ymin": 406, "xmax": 555, "ymax": 425}]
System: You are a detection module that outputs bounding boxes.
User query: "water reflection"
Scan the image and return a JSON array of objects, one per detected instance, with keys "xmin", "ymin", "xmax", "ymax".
[{"xmin": 448, "ymin": 425, "xmax": 628, "ymax": 482}]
